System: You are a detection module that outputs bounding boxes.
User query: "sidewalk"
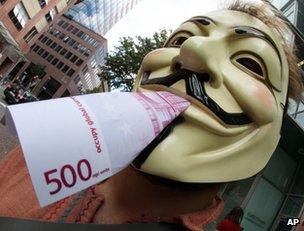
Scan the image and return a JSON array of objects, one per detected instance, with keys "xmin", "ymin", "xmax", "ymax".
[
  {"xmin": 0, "ymin": 85, "xmax": 17, "ymax": 159},
  {"xmin": 0, "ymin": 123, "xmax": 18, "ymax": 159}
]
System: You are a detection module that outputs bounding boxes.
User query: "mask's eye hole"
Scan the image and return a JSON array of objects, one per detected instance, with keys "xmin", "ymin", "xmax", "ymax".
[
  {"xmin": 236, "ymin": 58, "xmax": 264, "ymax": 76},
  {"xmin": 165, "ymin": 32, "xmax": 192, "ymax": 47},
  {"xmin": 232, "ymin": 54, "xmax": 266, "ymax": 79},
  {"xmin": 172, "ymin": 36, "xmax": 188, "ymax": 46}
]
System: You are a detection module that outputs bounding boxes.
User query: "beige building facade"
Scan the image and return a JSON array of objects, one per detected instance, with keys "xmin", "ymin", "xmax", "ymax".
[
  {"xmin": 11, "ymin": 15, "xmax": 108, "ymax": 99},
  {"xmin": 0, "ymin": 22, "xmax": 26, "ymax": 77},
  {"xmin": 0, "ymin": 0, "xmax": 75, "ymax": 53},
  {"xmin": 0, "ymin": 0, "xmax": 77, "ymax": 83}
]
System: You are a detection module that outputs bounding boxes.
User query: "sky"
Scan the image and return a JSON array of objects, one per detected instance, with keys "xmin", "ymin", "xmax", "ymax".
[
  {"xmin": 104, "ymin": 0, "xmax": 225, "ymax": 52},
  {"xmin": 104, "ymin": 0, "xmax": 262, "ymax": 52}
]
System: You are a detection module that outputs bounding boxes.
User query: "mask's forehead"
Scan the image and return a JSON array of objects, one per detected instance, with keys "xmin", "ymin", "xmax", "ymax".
[
  {"xmin": 205, "ymin": 10, "xmax": 275, "ymax": 38},
  {"xmin": 180, "ymin": 10, "xmax": 289, "ymax": 102}
]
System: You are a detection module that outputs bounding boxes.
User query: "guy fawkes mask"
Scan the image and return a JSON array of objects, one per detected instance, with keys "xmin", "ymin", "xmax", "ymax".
[{"xmin": 133, "ymin": 10, "xmax": 289, "ymax": 182}]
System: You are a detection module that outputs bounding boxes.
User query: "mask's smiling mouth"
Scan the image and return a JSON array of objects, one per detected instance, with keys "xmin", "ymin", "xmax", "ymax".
[
  {"xmin": 141, "ymin": 68, "xmax": 252, "ymax": 125},
  {"xmin": 133, "ymin": 116, "xmax": 184, "ymax": 169}
]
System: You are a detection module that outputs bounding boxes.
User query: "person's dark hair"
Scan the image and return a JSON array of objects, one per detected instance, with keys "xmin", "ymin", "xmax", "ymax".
[
  {"xmin": 228, "ymin": 0, "xmax": 304, "ymax": 102},
  {"xmin": 225, "ymin": 206, "xmax": 244, "ymax": 224}
]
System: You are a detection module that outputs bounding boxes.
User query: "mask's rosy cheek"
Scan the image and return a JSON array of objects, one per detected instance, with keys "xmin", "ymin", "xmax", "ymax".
[
  {"xmin": 225, "ymin": 69, "xmax": 278, "ymax": 125},
  {"xmin": 243, "ymin": 80, "xmax": 278, "ymax": 125}
]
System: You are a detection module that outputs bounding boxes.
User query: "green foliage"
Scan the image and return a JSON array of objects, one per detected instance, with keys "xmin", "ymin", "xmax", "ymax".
[
  {"xmin": 85, "ymin": 84, "xmax": 105, "ymax": 94},
  {"xmin": 100, "ymin": 29, "xmax": 171, "ymax": 92},
  {"xmin": 25, "ymin": 63, "xmax": 46, "ymax": 79}
]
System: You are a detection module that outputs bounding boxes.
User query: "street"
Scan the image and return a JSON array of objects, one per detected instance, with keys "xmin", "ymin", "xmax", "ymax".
[{"xmin": 0, "ymin": 86, "xmax": 18, "ymax": 159}]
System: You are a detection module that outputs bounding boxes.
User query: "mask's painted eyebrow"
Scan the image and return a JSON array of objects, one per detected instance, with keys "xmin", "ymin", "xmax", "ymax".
[
  {"xmin": 234, "ymin": 26, "xmax": 282, "ymax": 63},
  {"xmin": 184, "ymin": 16, "xmax": 214, "ymax": 26}
]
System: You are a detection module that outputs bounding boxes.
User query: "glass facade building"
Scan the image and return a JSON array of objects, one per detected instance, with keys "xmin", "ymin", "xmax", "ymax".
[
  {"xmin": 66, "ymin": 0, "xmax": 141, "ymax": 36},
  {"xmin": 206, "ymin": 1, "xmax": 304, "ymax": 230}
]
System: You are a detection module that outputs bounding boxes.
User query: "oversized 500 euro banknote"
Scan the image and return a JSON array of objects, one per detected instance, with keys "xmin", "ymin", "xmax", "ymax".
[{"xmin": 5, "ymin": 91, "xmax": 190, "ymax": 206}]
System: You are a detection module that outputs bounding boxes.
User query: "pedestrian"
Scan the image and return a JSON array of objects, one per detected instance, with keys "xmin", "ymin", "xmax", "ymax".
[{"xmin": 216, "ymin": 207, "xmax": 244, "ymax": 231}]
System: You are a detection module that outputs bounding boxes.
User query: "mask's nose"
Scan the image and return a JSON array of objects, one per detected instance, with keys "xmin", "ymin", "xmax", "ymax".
[{"xmin": 178, "ymin": 36, "xmax": 225, "ymax": 88}]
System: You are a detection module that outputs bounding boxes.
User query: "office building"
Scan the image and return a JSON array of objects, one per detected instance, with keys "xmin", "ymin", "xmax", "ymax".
[
  {"xmin": 66, "ymin": 0, "xmax": 141, "ymax": 35},
  {"xmin": 0, "ymin": 22, "xmax": 26, "ymax": 77},
  {"xmin": 0, "ymin": 0, "xmax": 77, "ymax": 84},
  {"xmin": 0, "ymin": 0, "xmax": 76, "ymax": 53},
  {"xmin": 9, "ymin": 14, "xmax": 108, "ymax": 99}
]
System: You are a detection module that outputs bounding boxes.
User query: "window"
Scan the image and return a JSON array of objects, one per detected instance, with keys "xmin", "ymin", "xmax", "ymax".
[
  {"xmin": 65, "ymin": 52, "xmax": 72, "ymax": 59},
  {"xmin": 67, "ymin": 39, "xmax": 76, "ymax": 46},
  {"xmin": 37, "ymin": 48, "xmax": 44, "ymax": 55},
  {"xmin": 62, "ymin": 65, "xmax": 69, "ymax": 73},
  {"xmin": 84, "ymin": 50, "xmax": 90, "ymax": 57},
  {"xmin": 51, "ymin": 58, "xmax": 59, "ymax": 65},
  {"xmin": 46, "ymin": 54, "xmax": 54, "ymax": 62},
  {"xmin": 83, "ymin": 34, "xmax": 89, "ymax": 42},
  {"xmin": 50, "ymin": 42, "xmax": 57, "ymax": 49},
  {"xmin": 45, "ymin": 8, "xmax": 57, "ymax": 23},
  {"xmin": 62, "ymin": 22, "xmax": 69, "ymax": 29},
  {"xmin": 87, "ymin": 37, "xmax": 94, "ymax": 44},
  {"xmin": 73, "ymin": 75, "xmax": 80, "ymax": 84},
  {"xmin": 23, "ymin": 27, "xmax": 38, "ymax": 43},
  {"xmin": 67, "ymin": 69, "xmax": 75, "ymax": 77},
  {"xmin": 93, "ymin": 41, "xmax": 99, "ymax": 47},
  {"xmin": 41, "ymin": 36, "xmax": 48, "ymax": 43},
  {"xmin": 72, "ymin": 42, "xmax": 79, "ymax": 50},
  {"xmin": 45, "ymin": 12, "xmax": 52, "ymax": 23},
  {"xmin": 76, "ymin": 59, "xmax": 83, "ymax": 66},
  {"xmin": 55, "ymin": 45, "xmax": 62, "ymax": 52},
  {"xmin": 56, "ymin": 61, "xmax": 64, "ymax": 69},
  {"xmin": 57, "ymin": 20, "xmax": 64, "ymax": 26},
  {"xmin": 45, "ymin": 39, "xmax": 52, "ymax": 46},
  {"xmin": 50, "ymin": 7, "xmax": 57, "ymax": 18},
  {"xmin": 50, "ymin": 28, "xmax": 60, "ymax": 37},
  {"xmin": 61, "ymin": 90, "xmax": 70, "ymax": 97},
  {"xmin": 42, "ymin": 77, "xmax": 61, "ymax": 97},
  {"xmin": 38, "ymin": 0, "xmax": 47, "ymax": 8},
  {"xmin": 82, "ymin": 66, "xmax": 88, "ymax": 74},
  {"xmin": 60, "ymin": 48, "xmax": 67, "ymax": 56},
  {"xmin": 58, "ymin": 33, "xmax": 65, "ymax": 40},
  {"xmin": 78, "ymin": 45, "xmax": 85, "ymax": 54},
  {"xmin": 7, "ymin": 61, "xmax": 25, "ymax": 79},
  {"xmin": 41, "ymin": 51, "xmax": 49, "ymax": 59},
  {"xmin": 270, "ymin": 0, "xmax": 290, "ymax": 10},
  {"xmin": 8, "ymin": 2, "xmax": 29, "ymax": 30},
  {"xmin": 67, "ymin": 25, "xmax": 74, "ymax": 32},
  {"xmin": 63, "ymin": 36, "xmax": 71, "ymax": 43},
  {"xmin": 70, "ymin": 55, "xmax": 78, "ymax": 63},
  {"xmin": 76, "ymin": 30, "xmax": 84, "ymax": 38},
  {"xmin": 33, "ymin": 45, "xmax": 40, "ymax": 52},
  {"xmin": 71, "ymin": 28, "xmax": 79, "ymax": 34}
]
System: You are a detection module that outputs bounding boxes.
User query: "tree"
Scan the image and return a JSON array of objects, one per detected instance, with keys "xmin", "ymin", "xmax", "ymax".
[
  {"xmin": 16, "ymin": 63, "xmax": 46, "ymax": 89},
  {"xmin": 85, "ymin": 84, "xmax": 105, "ymax": 94},
  {"xmin": 24, "ymin": 63, "xmax": 46, "ymax": 79},
  {"xmin": 99, "ymin": 29, "xmax": 171, "ymax": 92}
]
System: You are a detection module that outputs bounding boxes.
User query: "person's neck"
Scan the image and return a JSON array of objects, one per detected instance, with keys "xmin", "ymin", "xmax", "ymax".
[{"xmin": 93, "ymin": 166, "xmax": 219, "ymax": 224}]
